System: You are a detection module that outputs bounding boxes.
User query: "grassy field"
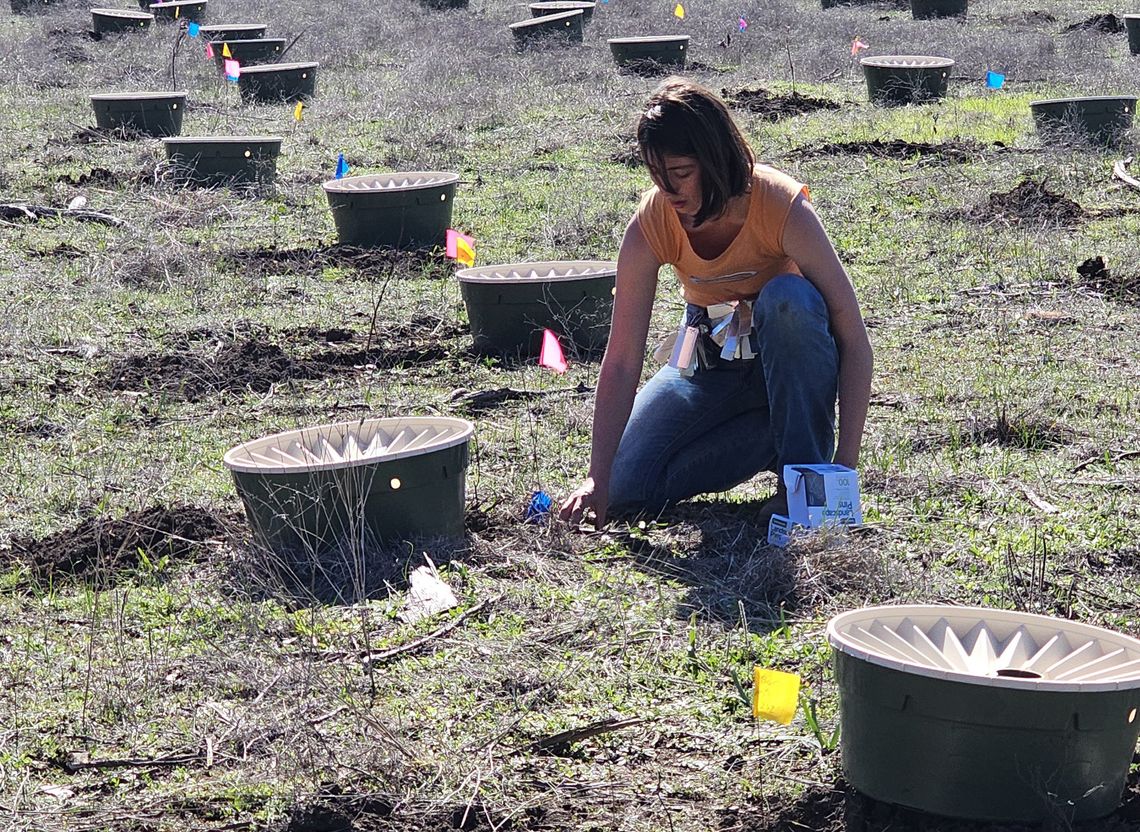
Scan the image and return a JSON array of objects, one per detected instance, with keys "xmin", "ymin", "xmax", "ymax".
[{"xmin": 1, "ymin": 0, "xmax": 1139, "ymax": 829}]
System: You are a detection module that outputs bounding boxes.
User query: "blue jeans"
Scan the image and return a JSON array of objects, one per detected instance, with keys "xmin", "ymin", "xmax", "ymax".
[{"xmin": 608, "ymin": 274, "xmax": 838, "ymax": 514}]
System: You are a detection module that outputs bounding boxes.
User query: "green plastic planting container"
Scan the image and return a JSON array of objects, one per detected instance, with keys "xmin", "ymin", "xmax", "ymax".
[
  {"xmin": 91, "ymin": 8, "xmax": 153, "ymax": 34},
  {"xmin": 237, "ymin": 62, "xmax": 318, "ymax": 104},
  {"xmin": 1127, "ymin": 15, "xmax": 1140, "ymax": 55},
  {"xmin": 210, "ymin": 37, "xmax": 285, "ymax": 69},
  {"xmin": 861, "ymin": 55, "xmax": 954, "ymax": 105},
  {"xmin": 323, "ymin": 171, "xmax": 459, "ymax": 250},
  {"xmin": 90, "ymin": 91, "xmax": 186, "ymax": 138},
  {"xmin": 162, "ymin": 136, "xmax": 283, "ymax": 187},
  {"xmin": 529, "ymin": 1, "xmax": 595, "ymax": 23},
  {"xmin": 509, "ymin": 9, "xmax": 583, "ymax": 48},
  {"xmin": 829, "ymin": 605, "xmax": 1140, "ymax": 823},
  {"xmin": 224, "ymin": 417, "xmax": 474, "ymax": 559},
  {"xmin": 1030, "ymin": 96, "xmax": 1137, "ymax": 145},
  {"xmin": 148, "ymin": 0, "xmax": 206, "ymax": 22},
  {"xmin": 608, "ymin": 36, "xmax": 689, "ymax": 71},
  {"xmin": 910, "ymin": 0, "xmax": 966, "ymax": 19},
  {"xmin": 457, "ymin": 260, "xmax": 617, "ymax": 355},
  {"xmin": 198, "ymin": 23, "xmax": 266, "ymax": 42}
]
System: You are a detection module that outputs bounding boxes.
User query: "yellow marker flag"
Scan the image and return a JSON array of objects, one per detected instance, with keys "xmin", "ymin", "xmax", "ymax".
[
  {"xmin": 674, "ymin": 2, "xmax": 685, "ymax": 18},
  {"xmin": 222, "ymin": 43, "xmax": 233, "ymax": 58},
  {"xmin": 455, "ymin": 235, "xmax": 475, "ymax": 267},
  {"xmin": 753, "ymin": 668, "xmax": 800, "ymax": 725},
  {"xmin": 174, "ymin": 5, "xmax": 179, "ymax": 17},
  {"xmin": 293, "ymin": 101, "xmax": 304, "ymax": 121}
]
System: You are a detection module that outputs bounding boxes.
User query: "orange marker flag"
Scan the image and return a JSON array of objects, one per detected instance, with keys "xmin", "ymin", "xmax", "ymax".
[
  {"xmin": 674, "ymin": 2, "xmax": 685, "ymax": 19},
  {"xmin": 445, "ymin": 228, "xmax": 475, "ymax": 268},
  {"xmin": 851, "ymin": 37, "xmax": 869, "ymax": 56},
  {"xmin": 539, "ymin": 329, "xmax": 568, "ymax": 374}
]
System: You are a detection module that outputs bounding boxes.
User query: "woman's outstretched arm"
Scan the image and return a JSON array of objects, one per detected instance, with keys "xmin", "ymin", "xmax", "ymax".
[
  {"xmin": 781, "ymin": 195, "xmax": 873, "ymax": 469},
  {"xmin": 559, "ymin": 214, "xmax": 661, "ymax": 528}
]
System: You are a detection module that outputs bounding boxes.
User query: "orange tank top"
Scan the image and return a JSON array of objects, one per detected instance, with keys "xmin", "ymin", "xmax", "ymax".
[{"xmin": 636, "ymin": 164, "xmax": 809, "ymax": 307}]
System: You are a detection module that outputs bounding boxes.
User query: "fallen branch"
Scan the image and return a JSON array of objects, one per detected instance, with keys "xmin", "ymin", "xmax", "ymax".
[
  {"xmin": 523, "ymin": 716, "xmax": 645, "ymax": 755},
  {"xmin": 1113, "ymin": 157, "xmax": 1140, "ymax": 193},
  {"xmin": 361, "ymin": 598, "xmax": 491, "ymax": 668},
  {"xmin": 0, "ymin": 203, "xmax": 125, "ymax": 227},
  {"xmin": 1071, "ymin": 448, "xmax": 1140, "ymax": 473},
  {"xmin": 63, "ymin": 753, "xmax": 199, "ymax": 773}
]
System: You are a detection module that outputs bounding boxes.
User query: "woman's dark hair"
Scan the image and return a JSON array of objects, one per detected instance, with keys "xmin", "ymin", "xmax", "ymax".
[{"xmin": 636, "ymin": 77, "xmax": 755, "ymax": 227}]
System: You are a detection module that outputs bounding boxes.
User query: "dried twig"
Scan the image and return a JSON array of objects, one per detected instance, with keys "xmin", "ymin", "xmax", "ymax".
[
  {"xmin": 361, "ymin": 599, "xmax": 492, "ymax": 667},
  {"xmin": 1071, "ymin": 448, "xmax": 1140, "ymax": 473},
  {"xmin": 64, "ymin": 753, "xmax": 199, "ymax": 773},
  {"xmin": 522, "ymin": 716, "xmax": 645, "ymax": 755}
]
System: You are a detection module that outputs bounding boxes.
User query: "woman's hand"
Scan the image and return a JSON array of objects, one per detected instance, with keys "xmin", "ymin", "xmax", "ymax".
[{"xmin": 558, "ymin": 476, "xmax": 610, "ymax": 530}]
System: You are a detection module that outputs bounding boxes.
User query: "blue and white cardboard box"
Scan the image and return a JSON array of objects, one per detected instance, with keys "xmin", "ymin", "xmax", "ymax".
[{"xmin": 767, "ymin": 464, "xmax": 862, "ymax": 547}]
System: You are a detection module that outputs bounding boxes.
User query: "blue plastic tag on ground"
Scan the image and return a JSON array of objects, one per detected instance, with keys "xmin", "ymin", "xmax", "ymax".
[
  {"xmin": 525, "ymin": 490, "xmax": 553, "ymax": 524},
  {"xmin": 986, "ymin": 71, "xmax": 1005, "ymax": 89}
]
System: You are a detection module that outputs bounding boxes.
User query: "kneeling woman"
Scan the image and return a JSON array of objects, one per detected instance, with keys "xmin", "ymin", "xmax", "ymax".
[{"xmin": 560, "ymin": 78, "xmax": 873, "ymax": 529}]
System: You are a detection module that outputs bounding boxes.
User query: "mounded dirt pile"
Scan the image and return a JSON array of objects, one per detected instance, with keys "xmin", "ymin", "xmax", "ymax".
[
  {"xmin": 1075, "ymin": 256, "xmax": 1140, "ymax": 304},
  {"xmin": 967, "ymin": 179, "xmax": 1085, "ymax": 226},
  {"xmin": 98, "ymin": 320, "xmax": 461, "ymax": 401},
  {"xmin": 795, "ymin": 139, "xmax": 1000, "ymax": 163},
  {"xmin": 1062, "ymin": 13, "xmax": 1124, "ymax": 33},
  {"xmin": 723, "ymin": 86, "xmax": 840, "ymax": 121},
  {"xmin": 6, "ymin": 504, "xmax": 231, "ymax": 584}
]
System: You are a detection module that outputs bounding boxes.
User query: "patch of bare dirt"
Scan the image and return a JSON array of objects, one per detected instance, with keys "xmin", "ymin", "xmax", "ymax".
[
  {"xmin": 56, "ymin": 166, "xmax": 144, "ymax": 187},
  {"xmin": 97, "ymin": 320, "xmax": 464, "ymax": 401},
  {"xmin": 795, "ymin": 139, "xmax": 1008, "ymax": 163},
  {"xmin": 739, "ymin": 772, "xmax": 1140, "ymax": 831},
  {"xmin": 723, "ymin": 86, "xmax": 840, "ymax": 121},
  {"xmin": 991, "ymin": 9, "xmax": 1055, "ymax": 25},
  {"xmin": 963, "ymin": 179, "xmax": 1085, "ymax": 227},
  {"xmin": 1074, "ymin": 256, "xmax": 1140, "ymax": 305},
  {"xmin": 1062, "ymin": 13, "xmax": 1124, "ymax": 33},
  {"xmin": 223, "ymin": 245, "xmax": 449, "ymax": 279},
  {"xmin": 5, "ymin": 505, "xmax": 232, "ymax": 585}
]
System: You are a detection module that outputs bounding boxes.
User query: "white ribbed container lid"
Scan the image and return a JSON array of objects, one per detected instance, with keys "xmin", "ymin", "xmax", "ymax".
[
  {"xmin": 510, "ymin": 8, "xmax": 582, "ymax": 28},
  {"xmin": 92, "ymin": 7, "xmax": 153, "ymax": 18},
  {"xmin": 608, "ymin": 35, "xmax": 690, "ymax": 44},
  {"xmin": 224, "ymin": 417, "xmax": 475, "ymax": 475},
  {"xmin": 860, "ymin": 55, "xmax": 955, "ymax": 69},
  {"xmin": 239, "ymin": 61, "xmax": 319, "ymax": 75},
  {"xmin": 828, "ymin": 605, "xmax": 1140, "ymax": 692},
  {"xmin": 457, "ymin": 260, "xmax": 617, "ymax": 285},
  {"xmin": 90, "ymin": 91, "xmax": 187, "ymax": 101},
  {"xmin": 322, "ymin": 171, "xmax": 459, "ymax": 194}
]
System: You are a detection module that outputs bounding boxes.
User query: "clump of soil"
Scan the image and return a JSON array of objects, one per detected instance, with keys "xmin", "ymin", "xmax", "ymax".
[
  {"xmin": 6, "ymin": 505, "xmax": 231, "ymax": 584},
  {"xmin": 795, "ymin": 138, "xmax": 1002, "ymax": 163},
  {"xmin": 1062, "ymin": 13, "xmax": 1124, "ymax": 33},
  {"xmin": 1075, "ymin": 256, "xmax": 1140, "ymax": 304},
  {"xmin": 56, "ymin": 167, "xmax": 142, "ymax": 187},
  {"xmin": 993, "ymin": 9, "xmax": 1056, "ymax": 25},
  {"xmin": 723, "ymin": 86, "xmax": 840, "ymax": 121},
  {"xmin": 609, "ymin": 141, "xmax": 641, "ymax": 168},
  {"xmin": 967, "ymin": 179, "xmax": 1085, "ymax": 227},
  {"xmin": 98, "ymin": 320, "xmax": 462, "ymax": 402}
]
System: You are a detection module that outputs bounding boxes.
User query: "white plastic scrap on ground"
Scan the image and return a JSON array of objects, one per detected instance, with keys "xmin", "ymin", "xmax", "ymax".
[{"xmin": 398, "ymin": 560, "xmax": 459, "ymax": 624}]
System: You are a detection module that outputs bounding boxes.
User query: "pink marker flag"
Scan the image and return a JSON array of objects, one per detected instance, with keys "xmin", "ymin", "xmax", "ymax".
[
  {"xmin": 851, "ymin": 37, "xmax": 869, "ymax": 56},
  {"xmin": 445, "ymin": 228, "xmax": 475, "ymax": 267},
  {"xmin": 205, "ymin": 41, "xmax": 214, "ymax": 58},
  {"xmin": 539, "ymin": 329, "xmax": 568, "ymax": 374},
  {"xmin": 224, "ymin": 58, "xmax": 241, "ymax": 80}
]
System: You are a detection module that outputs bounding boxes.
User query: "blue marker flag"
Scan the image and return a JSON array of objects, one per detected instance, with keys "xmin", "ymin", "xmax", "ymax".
[
  {"xmin": 525, "ymin": 490, "xmax": 554, "ymax": 524},
  {"xmin": 986, "ymin": 70, "xmax": 1005, "ymax": 89},
  {"xmin": 187, "ymin": 21, "xmax": 200, "ymax": 37},
  {"xmin": 334, "ymin": 153, "xmax": 349, "ymax": 179}
]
